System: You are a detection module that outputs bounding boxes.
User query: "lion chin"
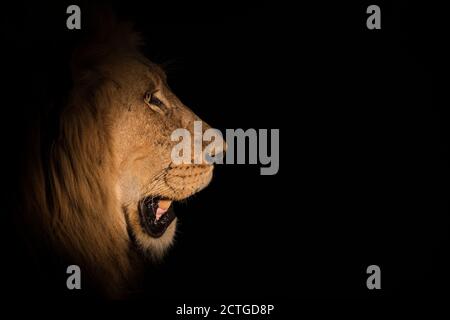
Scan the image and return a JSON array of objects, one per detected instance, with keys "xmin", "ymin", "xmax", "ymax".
[{"xmin": 125, "ymin": 163, "xmax": 214, "ymax": 260}]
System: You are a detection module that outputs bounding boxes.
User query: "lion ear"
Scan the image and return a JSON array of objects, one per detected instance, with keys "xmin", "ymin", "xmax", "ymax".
[{"xmin": 71, "ymin": 5, "xmax": 142, "ymax": 82}]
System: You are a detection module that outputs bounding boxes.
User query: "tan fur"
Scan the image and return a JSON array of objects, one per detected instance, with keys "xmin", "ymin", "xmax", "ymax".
[{"xmin": 22, "ymin": 21, "xmax": 223, "ymax": 297}]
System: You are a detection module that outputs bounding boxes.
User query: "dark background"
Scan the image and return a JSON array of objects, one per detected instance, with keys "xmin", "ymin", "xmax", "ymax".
[{"xmin": 0, "ymin": 0, "xmax": 448, "ymax": 311}]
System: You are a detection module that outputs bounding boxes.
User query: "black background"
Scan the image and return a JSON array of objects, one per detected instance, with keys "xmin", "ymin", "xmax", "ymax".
[{"xmin": 0, "ymin": 0, "xmax": 448, "ymax": 312}]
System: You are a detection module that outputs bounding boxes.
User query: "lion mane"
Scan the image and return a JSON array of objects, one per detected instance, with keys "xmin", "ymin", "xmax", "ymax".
[{"xmin": 22, "ymin": 21, "xmax": 151, "ymax": 297}]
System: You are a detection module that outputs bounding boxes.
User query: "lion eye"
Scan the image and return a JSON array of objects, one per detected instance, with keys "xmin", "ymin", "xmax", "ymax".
[
  {"xmin": 150, "ymin": 95, "xmax": 164, "ymax": 107},
  {"xmin": 144, "ymin": 91, "xmax": 166, "ymax": 114}
]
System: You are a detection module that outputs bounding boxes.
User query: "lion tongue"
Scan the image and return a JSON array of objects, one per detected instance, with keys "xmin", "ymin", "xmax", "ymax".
[
  {"xmin": 155, "ymin": 200, "xmax": 172, "ymax": 220},
  {"xmin": 155, "ymin": 207, "xmax": 167, "ymax": 220}
]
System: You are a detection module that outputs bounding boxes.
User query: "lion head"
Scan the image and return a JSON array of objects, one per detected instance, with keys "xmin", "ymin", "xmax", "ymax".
[{"xmin": 22, "ymin": 19, "xmax": 224, "ymax": 297}]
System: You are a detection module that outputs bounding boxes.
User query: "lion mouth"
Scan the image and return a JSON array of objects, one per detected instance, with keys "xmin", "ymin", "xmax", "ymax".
[{"xmin": 139, "ymin": 197, "xmax": 176, "ymax": 238}]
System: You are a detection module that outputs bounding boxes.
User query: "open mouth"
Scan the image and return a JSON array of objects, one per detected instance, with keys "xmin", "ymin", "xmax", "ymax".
[{"xmin": 138, "ymin": 196, "xmax": 176, "ymax": 238}]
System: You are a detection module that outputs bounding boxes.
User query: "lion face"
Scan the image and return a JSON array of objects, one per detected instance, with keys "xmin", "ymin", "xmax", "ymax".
[
  {"xmin": 104, "ymin": 56, "xmax": 219, "ymax": 258},
  {"xmin": 21, "ymin": 22, "xmax": 223, "ymax": 295}
]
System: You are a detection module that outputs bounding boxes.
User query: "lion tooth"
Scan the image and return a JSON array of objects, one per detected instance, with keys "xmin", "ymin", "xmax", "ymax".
[{"xmin": 158, "ymin": 200, "xmax": 172, "ymax": 210}]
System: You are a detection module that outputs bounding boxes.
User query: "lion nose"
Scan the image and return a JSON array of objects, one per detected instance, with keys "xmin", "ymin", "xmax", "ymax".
[
  {"xmin": 183, "ymin": 116, "xmax": 228, "ymax": 165},
  {"xmin": 203, "ymin": 132, "xmax": 227, "ymax": 164}
]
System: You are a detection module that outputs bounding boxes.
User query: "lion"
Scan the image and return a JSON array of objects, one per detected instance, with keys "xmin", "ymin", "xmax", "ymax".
[{"xmin": 20, "ymin": 16, "xmax": 224, "ymax": 297}]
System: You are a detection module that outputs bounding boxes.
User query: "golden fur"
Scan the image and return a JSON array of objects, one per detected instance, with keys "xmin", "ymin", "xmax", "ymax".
[{"xmin": 21, "ymin": 19, "xmax": 222, "ymax": 297}]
